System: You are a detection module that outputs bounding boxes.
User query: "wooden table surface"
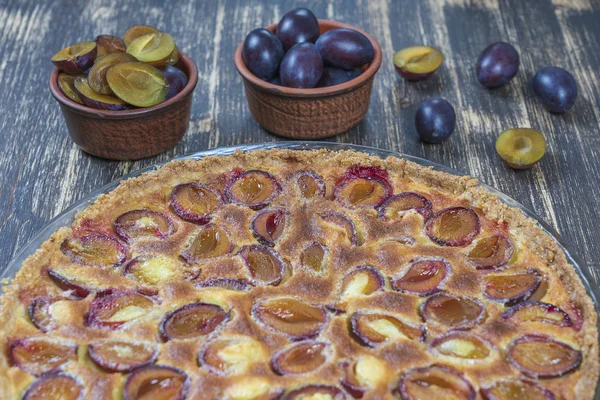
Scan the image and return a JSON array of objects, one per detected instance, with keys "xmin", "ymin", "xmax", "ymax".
[{"xmin": 1, "ymin": 0, "xmax": 599, "ymax": 287}]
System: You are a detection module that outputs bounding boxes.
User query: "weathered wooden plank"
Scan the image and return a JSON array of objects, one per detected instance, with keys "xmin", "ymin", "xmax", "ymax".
[{"xmin": 0, "ymin": 0, "xmax": 598, "ymax": 288}]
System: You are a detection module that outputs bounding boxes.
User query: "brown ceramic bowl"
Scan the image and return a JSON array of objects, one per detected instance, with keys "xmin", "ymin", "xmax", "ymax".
[
  {"xmin": 49, "ymin": 52, "xmax": 198, "ymax": 160},
  {"xmin": 235, "ymin": 20, "xmax": 382, "ymax": 139}
]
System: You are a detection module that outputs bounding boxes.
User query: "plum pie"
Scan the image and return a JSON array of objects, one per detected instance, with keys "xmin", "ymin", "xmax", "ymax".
[{"xmin": 0, "ymin": 149, "xmax": 597, "ymax": 399}]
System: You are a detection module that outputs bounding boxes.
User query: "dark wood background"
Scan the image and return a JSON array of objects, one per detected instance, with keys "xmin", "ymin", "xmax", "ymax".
[{"xmin": 1, "ymin": 0, "xmax": 599, "ymax": 287}]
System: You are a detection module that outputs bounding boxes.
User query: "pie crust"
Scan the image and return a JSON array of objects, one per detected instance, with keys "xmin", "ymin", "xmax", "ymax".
[{"xmin": 0, "ymin": 149, "xmax": 597, "ymax": 399}]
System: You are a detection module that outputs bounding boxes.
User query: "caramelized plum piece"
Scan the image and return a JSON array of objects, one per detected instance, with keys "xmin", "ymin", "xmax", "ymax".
[
  {"xmin": 85, "ymin": 292, "xmax": 155, "ymax": 329},
  {"xmin": 319, "ymin": 212, "xmax": 358, "ymax": 245},
  {"xmin": 107, "ymin": 62, "xmax": 168, "ymax": 107},
  {"xmin": 340, "ymin": 356, "xmax": 387, "ymax": 399},
  {"xmin": 195, "ymin": 277, "xmax": 254, "ymax": 292},
  {"xmin": 160, "ymin": 302, "xmax": 229, "ymax": 341},
  {"xmin": 271, "ymin": 340, "xmax": 329, "ymax": 376},
  {"xmin": 378, "ymin": 192, "xmax": 432, "ymax": 220},
  {"xmin": 430, "ymin": 331, "xmax": 491, "ymax": 359},
  {"xmin": 170, "ymin": 183, "xmax": 223, "ymax": 225},
  {"xmin": 391, "ymin": 258, "xmax": 450, "ymax": 296},
  {"xmin": 291, "ymin": 170, "xmax": 326, "ymax": 199},
  {"xmin": 47, "ymin": 268, "xmax": 93, "ymax": 299},
  {"xmin": 399, "ymin": 365, "xmax": 475, "ymax": 400},
  {"xmin": 239, "ymin": 244, "xmax": 285, "ymax": 286},
  {"xmin": 10, "ymin": 337, "xmax": 77, "ymax": 376},
  {"xmin": 251, "ymin": 208, "xmax": 289, "ymax": 245},
  {"xmin": 51, "ymin": 41, "xmax": 97, "ymax": 73},
  {"xmin": 394, "ymin": 46, "xmax": 444, "ymax": 81},
  {"xmin": 335, "ymin": 177, "xmax": 390, "ymax": 208},
  {"xmin": 350, "ymin": 312, "xmax": 424, "ymax": 347},
  {"xmin": 96, "ymin": 34, "xmax": 126, "ymax": 56},
  {"xmin": 61, "ymin": 234, "xmax": 126, "ymax": 267},
  {"xmin": 425, "ymin": 207, "xmax": 481, "ymax": 247},
  {"xmin": 283, "ymin": 385, "xmax": 346, "ymax": 400},
  {"xmin": 123, "ymin": 365, "xmax": 189, "ymax": 400},
  {"xmin": 124, "ymin": 25, "xmax": 159, "ymax": 46},
  {"xmin": 496, "ymin": 128, "xmax": 547, "ymax": 169},
  {"xmin": 299, "ymin": 241, "xmax": 329, "ymax": 273},
  {"xmin": 335, "ymin": 166, "xmax": 392, "ymax": 208},
  {"xmin": 29, "ymin": 298, "xmax": 57, "ymax": 332},
  {"xmin": 467, "ymin": 235, "xmax": 513, "ymax": 270},
  {"xmin": 123, "ymin": 255, "xmax": 183, "ymax": 286},
  {"xmin": 88, "ymin": 51, "xmax": 137, "ymax": 95},
  {"xmin": 181, "ymin": 224, "xmax": 233, "ymax": 262},
  {"xmin": 421, "ymin": 293, "xmax": 486, "ymax": 330},
  {"xmin": 126, "ymin": 32, "xmax": 176, "ymax": 63},
  {"xmin": 22, "ymin": 372, "xmax": 84, "ymax": 400},
  {"xmin": 57, "ymin": 73, "xmax": 83, "ymax": 104},
  {"xmin": 507, "ymin": 335, "xmax": 582, "ymax": 378},
  {"xmin": 226, "ymin": 170, "xmax": 282, "ymax": 210},
  {"xmin": 114, "ymin": 209, "xmax": 174, "ymax": 242},
  {"xmin": 502, "ymin": 301, "xmax": 572, "ymax": 327},
  {"xmin": 162, "ymin": 65, "xmax": 188, "ymax": 100},
  {"xmin": 252, "ymin": 297, "xmax": 329, "ymax": 340},
  {"xmin": 339, "ymin": 266, "xmax": 384, "ymax": 298},
  {"xmin": 88, "ymin": 341, "xmax": 158, "ymax": 373},
  {"xmin": 483, "ymin": 270, "xmax": 542, "ymax": 306},
  {"xmin": 74, "ymin": 75, "xmax": 128, "ymax": 110},
  {"xmin": 200, "ymin": 336, "xmax": 265, "ymax": 376},
  {"xmin": 481, "ymin": 379, "xmax": 555, "ymax": 400}
]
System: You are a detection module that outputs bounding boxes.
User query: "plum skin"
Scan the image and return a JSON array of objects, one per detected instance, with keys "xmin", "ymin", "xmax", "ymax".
[
  {"xmin": 532, "ymin": 66, "xmax": 577, "ymax": 113},
  {"xmin": 507, "ymin": 334, "xmax": 582, "ymax": 379},
  {"xmin": 415, "ymin": 97, "xmax": 456, "ymax": 143},
  {"xmin": 162, "ymin": 66, "xmax": 188, "ymax": 101},
  {"xmin": 317, "ymin": 67, "xmax": 362, "ymax": 87},
  {"xmin": 476, "ymin": 42, "xmax": 520, "ymax": 89},
  {"xmin": 280, "ymin": 42, "xmax": 323, "ymax": 88},
  {"xmin": 315, "ymin": 28, "xmax": 374, "ymax": 70},
  {"xmin": 242, "ymin": 28, "xmax": 284, "ymax": 81},
  {"xmin": 276, "ymin": 8, "xmax": 320, "ymax": 51}
]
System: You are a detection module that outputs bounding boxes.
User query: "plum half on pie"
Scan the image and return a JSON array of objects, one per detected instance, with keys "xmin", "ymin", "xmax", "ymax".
[{"xmin": 0, "ymin": 149, "xmax": 597, "ymax": 399}]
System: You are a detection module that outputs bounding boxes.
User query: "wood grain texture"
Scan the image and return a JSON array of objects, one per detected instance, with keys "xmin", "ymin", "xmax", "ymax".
[{"xmin": 0, "ymin": 0, "xmax": 599, "ymax": 288}]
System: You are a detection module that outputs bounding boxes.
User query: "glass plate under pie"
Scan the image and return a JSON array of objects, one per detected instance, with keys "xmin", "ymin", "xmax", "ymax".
[{"xmin": 0, "ymin": 142, "xmax": 597, "ymax": 399}]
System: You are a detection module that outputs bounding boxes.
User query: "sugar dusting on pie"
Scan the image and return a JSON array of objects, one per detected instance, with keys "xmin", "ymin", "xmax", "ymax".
[{"xmin": 0, "ymin": 149, "xmax": 597, "ymax": 399}]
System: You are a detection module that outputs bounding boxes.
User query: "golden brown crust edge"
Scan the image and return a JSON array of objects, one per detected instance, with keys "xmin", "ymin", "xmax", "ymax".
[{"xmin": 0, "ymin": 148, "xmax": 597, "ymax": 398}]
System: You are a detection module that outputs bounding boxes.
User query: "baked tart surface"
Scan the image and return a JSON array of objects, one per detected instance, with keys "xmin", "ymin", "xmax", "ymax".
[{"xmin": 0, "ymin": 149, "xmax": 597, "ymax": 400}]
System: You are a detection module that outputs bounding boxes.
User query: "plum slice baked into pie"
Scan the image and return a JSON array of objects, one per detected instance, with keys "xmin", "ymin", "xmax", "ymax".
[{"xmin": 0, "ymin": 149, "xmax": 597, "ymax": 400}]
